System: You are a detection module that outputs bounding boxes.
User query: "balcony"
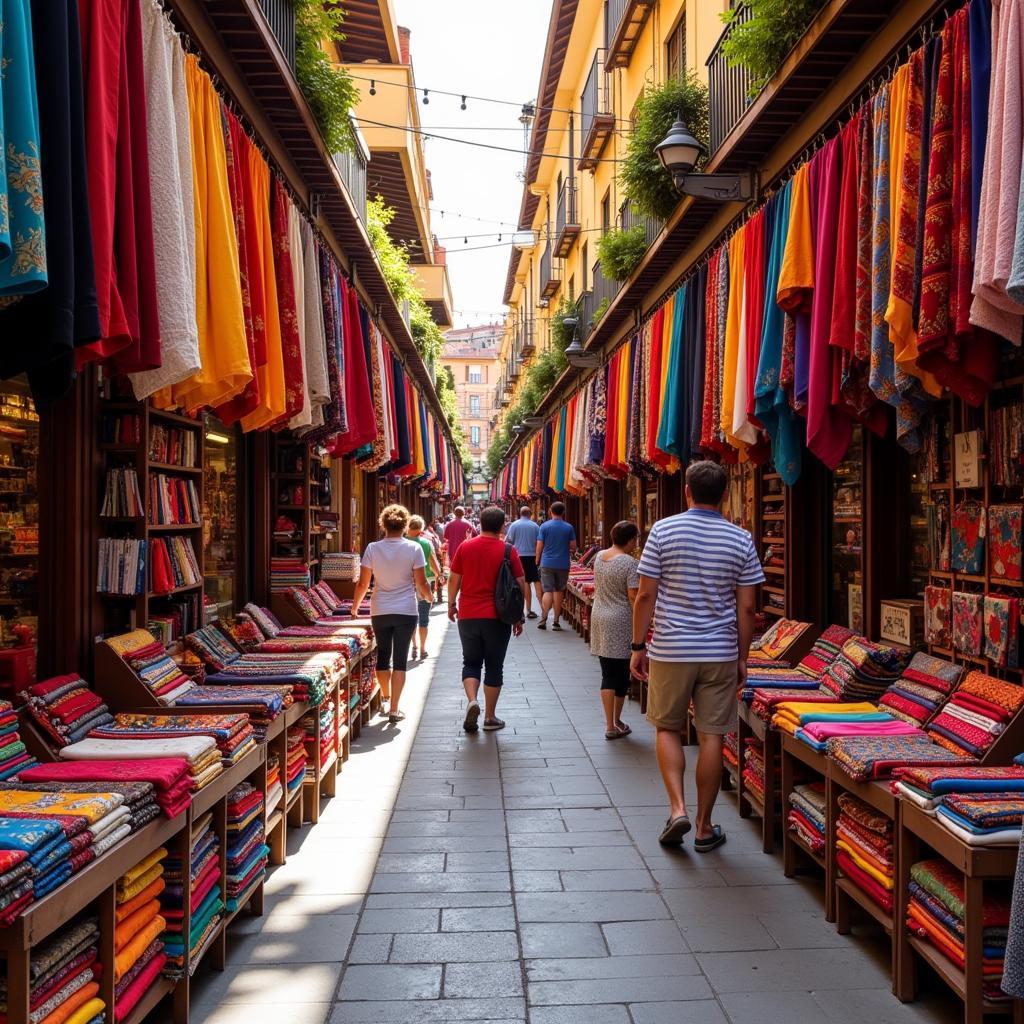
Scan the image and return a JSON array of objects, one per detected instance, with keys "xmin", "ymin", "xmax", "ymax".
[
  {"xmin": 706, "ymin": 3, "xmax": 756, "ymax": 155},
  {"xmin": 620, "ymin": 199, "xmax": 663, "ymax": 250},
  {"xmin": 554, "ymin": 180, "xmax": 580, "ymax": 259},
  {"xmin": 411, "ymin": 262, "xmax": 454, "ymax": 328},
  {"xmin": 604, "ymin": 0, "xmax": 653, "ymax": 70},
  {"xmin": 519, "ymin": 319, "xmax": 536, "ymax": 358},
  {"xmin": 579, "ymin": 50, "xmax": 614, "ymax": 170},
  {"xmin": 257, "ymin": 0, "xmax": 295, "ymax": 70},
  {"xmin": 332, "ymin": 117, "xmax": 369, "ymax": 225},
  {"xmin": 580, "ymin": 259, "xmax": 618, "ymax": 340},
  {"xmin": 540, "ymin": 246, "xmax": 561, "ymax": 299}
]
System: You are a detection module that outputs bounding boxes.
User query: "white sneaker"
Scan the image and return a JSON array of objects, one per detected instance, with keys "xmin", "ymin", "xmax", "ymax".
[{"xmin": 463, "ymin": 701, "xmax": 481, "ymax": 732}]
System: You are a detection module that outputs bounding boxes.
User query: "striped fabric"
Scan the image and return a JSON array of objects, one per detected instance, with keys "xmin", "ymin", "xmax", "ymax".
[{"xmin": 638, "ymin": 508, "xmax": 765, "ymax": 662}]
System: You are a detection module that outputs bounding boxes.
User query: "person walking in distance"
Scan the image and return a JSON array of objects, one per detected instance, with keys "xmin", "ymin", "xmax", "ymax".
[
  {"xmin": 406, "ymin": 515, "xmax": 442, "ymax": 660},
  {"xmin": 443, "ymin": 506, "xmax": 476, "ymax": 563},
  {"xmin": 590, "ymin": 521, "xmax": 641, "ymax": 739},
  {"xmin": 535, "ymin": 501, "xmax": 576, "ymax": 631},
  {"xmin": 630, "ymin": 461, "xmax": 764, "ymax": 849},
  {"xmin": 503, "ymin": 507, "xmax": 542, "ymax": 618},
  {"xmin": 351, "ymin": 504, "xmax": 434, "ymax": 725},
  {"xmin": 448, "ymin": 505, "xmax": 527, "ymax": 733}
]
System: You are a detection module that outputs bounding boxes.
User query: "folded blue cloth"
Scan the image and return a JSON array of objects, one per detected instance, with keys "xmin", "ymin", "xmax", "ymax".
[
  {"xmin": 935, "ymin": 804, "xmax": 1019, "ymax": 836},
  {"xmin": 795, "ymin": 729, "xmax": 827, "ymax": 752}
]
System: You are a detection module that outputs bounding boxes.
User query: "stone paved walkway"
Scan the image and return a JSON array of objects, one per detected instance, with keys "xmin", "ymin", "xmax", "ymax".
[{"xmin": 189, "ymin": 606, "xmax": 955, "ymax": 1024}]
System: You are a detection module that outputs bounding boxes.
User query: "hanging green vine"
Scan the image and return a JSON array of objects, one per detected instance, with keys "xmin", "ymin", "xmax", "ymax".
[{"xmin": 598, "ymin": 225, "xmax": 647, "ymax": 281}]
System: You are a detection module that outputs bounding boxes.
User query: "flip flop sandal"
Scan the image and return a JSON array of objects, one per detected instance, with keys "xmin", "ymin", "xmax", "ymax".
[
  {"xmin": 388, "ymin": 711, "xmax": 406, "ymax": 724},
  {"xmin": 552, "ymin": 622, "xmax": 563, "ymax": 631},
  {"xmin": 482, "ymin": 718, "xmax": 506, "ymax": 731},
  {"xmin": 659, "ymin": 815, "xmax": 692, "ymax": 845},
  {"xmin": 694, "ymin": 826, "xmax": 727, "ymax": 853},
  {"xmin": 605, "ymin": 729, "xmax": 625, "ymax": 740},
  {"xmin": 616, "ymin": 724, "xmax": 632, "ymax": 737},
  {"xmin": 463, "ymin": 702, "xmax": 481, "ymax": 733}
]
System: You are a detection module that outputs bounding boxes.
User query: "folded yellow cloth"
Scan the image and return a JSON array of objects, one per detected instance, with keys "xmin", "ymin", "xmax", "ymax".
[
  {"xmin": 63, "ymin": 998, "xmax": 105, "ymax": 1024},
  {"xmin": 117, "ymin": 862, "xmax": 164, "ymax": 903},
  {"xmin": 120, "ymin": 847, "xmax": 168, "ymax": 889},
  {"xmin": 836, "ymin": 840, "xmax": 893, "ymax": 889}
]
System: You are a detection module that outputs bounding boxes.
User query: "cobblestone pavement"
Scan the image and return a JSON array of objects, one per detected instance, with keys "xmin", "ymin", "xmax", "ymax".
[{"xmin": 189, "ymin": 606, "xmax": 956, "ymax": 1024}]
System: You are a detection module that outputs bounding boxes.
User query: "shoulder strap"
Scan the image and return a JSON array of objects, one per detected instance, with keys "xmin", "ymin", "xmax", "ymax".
[{"xmin": 504, "ymin": 543, "xmax": 512, "ymax": 564}]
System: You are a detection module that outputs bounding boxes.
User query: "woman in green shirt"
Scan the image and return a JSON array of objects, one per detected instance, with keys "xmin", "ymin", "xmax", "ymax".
[{"xmin": 408, "ymin": 516, "xmax": 442, "ymax": 660}]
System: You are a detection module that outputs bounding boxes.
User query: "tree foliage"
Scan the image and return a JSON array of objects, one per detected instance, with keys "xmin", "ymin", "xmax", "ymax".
[
  {"xmin": 597, "ymin": 225, "xmax": 647, "ymax": 281},
  {"xmin": 294, "ymin": 0, "xmax": 358, "ymax": 154}
]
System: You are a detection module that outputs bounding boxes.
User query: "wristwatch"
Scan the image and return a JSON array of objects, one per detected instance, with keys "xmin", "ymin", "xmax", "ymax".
[{"xmin": 630, "ymin": 642, "xmax": 647, "ymax": 652}]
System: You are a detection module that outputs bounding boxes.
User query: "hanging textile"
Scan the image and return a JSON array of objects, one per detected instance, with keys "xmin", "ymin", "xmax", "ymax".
[
  {"xmin": 699, "ymin": 248, "xmax": 725, "ymax": 453},
  {"xmin": 777, "ymin": 163, "xmax": 813, "ymax": 415},
  {"xmin": 286, "ymin": 204, "xmax": 311, "ymax": 429},
  {"xmin": 732, "ymin": 212, "xmax": 762, "ymax": 447},
  {"xmin": 300, "ymin": 223, "xmax": 330, "ymax": 428},
  {"xmin": 687, "ymin": 262, "xmax": 708, "ymax": 461},
  {"xmin": 627, "ymin": 336, "xmax": 645, "ymax": 476},
  {"xmin": 270, "ymin": 179, "xmax": 304, "ymax": 426},
  {"xmin": 77, "ymin": 0, "xmax": 161, "ymax": 373},
  {"xmin": 331, "ymin": 280, "xmax": 375, "ymax": 453},
  {"xmin": 657, "ymin": 284, "xmax": 686, "ymax": 462},
  {"xmin": 0, "ymin": 0, "xmax": 100, "ymax": 404},
  {"xmin": 721, "ymin": 226, "xmax": 747, "ymax": 447},
  {"xmin": 743, "ymin": 207, "xmax": 767, "ymax": 432}
]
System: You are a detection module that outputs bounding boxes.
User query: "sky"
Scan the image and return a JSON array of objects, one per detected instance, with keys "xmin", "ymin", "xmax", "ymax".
[{"xmin": 391, "ymin": 0, "xmax": 552, "ymax": 330}]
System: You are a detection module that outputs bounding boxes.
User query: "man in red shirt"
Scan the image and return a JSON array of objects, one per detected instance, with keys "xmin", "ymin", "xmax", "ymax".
[
  {"xmin": 448, "ymin": 506, "xmax": 527, "ymax": 733},
  {"xmin": 443, "ymin": 507, "xmax": 476, "ymax": 563}
]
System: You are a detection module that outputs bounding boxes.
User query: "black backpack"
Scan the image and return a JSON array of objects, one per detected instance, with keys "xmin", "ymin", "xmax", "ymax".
[{"xmin": 494, "ymin": 543, "xmax": 525, "ymax": 625}]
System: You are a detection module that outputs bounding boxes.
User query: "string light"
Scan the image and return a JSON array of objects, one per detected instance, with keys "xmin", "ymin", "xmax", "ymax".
[
  {"xmin": 422, "ymin": 88, "xmax": 430, "ymax": 105},
  {"xmin": 461, "ymin": 95, "xmax": 468, "ymax": 111},
  {"xmin": 369, "ymin": 79, "xmax": 376, "ymax": 95}
]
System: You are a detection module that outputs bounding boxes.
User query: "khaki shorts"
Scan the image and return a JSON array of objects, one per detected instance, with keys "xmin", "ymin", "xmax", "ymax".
[{"xmin": 646, "ymin": 660, "xmax": 738, "ymax": 734}]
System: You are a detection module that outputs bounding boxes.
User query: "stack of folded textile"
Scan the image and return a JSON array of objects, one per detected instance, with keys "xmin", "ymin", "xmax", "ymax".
[
  {"xmin": 772, "ymin": 702, "xmax": 921, "ymax": 751},
  {"xmin": 788, "ymin": 782, "xmax": 826, "ymax": 854},
  {"xmin": 305, "ymin": 698, "xmax": 336, "ymax": 779},
  {"xmin": 878, "ymin": 654, "xmax": 965, "ymax": 728},
  {"xmin": 743, "ymin": 625, "xmax": 857, "ymax": 707},
  {"xmin": 225, "ymin": 784, "xmax": 267, "ymax": 913},
  {"xmin": 0, "ymin": 918, "xmax": 105, "ymax": 1024},
  {"xmin": 820, "ymin": 638, "xmax": 911, "ymax": 703},
  {"xmin": 723, "ymin": 733, "xmax": 739, "ymax": 775},
  {"xmin": 935, "ymin": 792, "xmax": 1024, "ymax": 845},
  {"xmin": 163, "ymin": 812, "xmax": 223, "ymax": 976},
  {"xmin": 0, "ymin": 780, "xmax": 160, "ymax": 838},
  {"xmin": 0, "ymin": 817, "xmax": 72, "ymax": 903},
  {"xmin": 19, "ymin": 759, "xmax": 193, "ymax": 818},
  {"xmin": 88, "ymin": 713, "xmax": 257, "ymax": 767},
  {"xmin": 0, "ymin": 848, "xmax": 31, "ymax": 924},
  {"xmin": 828, "ymin": 735, "xmax": 976, "ymax": 782},
  {"xmin": 266, "ymin": 754, "xmax": 283, "ymax": 812},
  {"xmin": 907, "ymin": 858, "xmax": 1011, "ymax": 1001},
  {"xmin": 18, "ymin": 677, "xmax": 114, "ymax": 749},
  {"xmin": 891, "ymin": 764, "xmax": 1024, "ymax": 813},
  {"xmin": 926, "ymin": 670, "xmax": 1024, "ymax": 759},
  {"xmin": 836, "ymin": 793, "xmax": 894, "ymax": 913},
  {"xmin": 285, "ymin": 728, "xmax": 306, "ymax": 801},
  {"xmin": 175, "ymin": 684, "xmax": 292, "ymax": 743},
  {"xmin": 59, "ymin": 734, "xmax": 223, "ymax": 793},
  {"xmin": 104, "ymin": 630, "xmax": 196, "ymax": 705},
  {"xmin": 741, "ymin": 738, "xmax": 774, "ymax": 807},
  {"xmin": 0, "ymin": 700, "xmax": 35, "ymax": 779},
  {"xmin": 114, "ymin": 849, "xmax": 168, "ymax": 1020},
  {"xmin": 270, "ymin": 558, "xmax": 311, "ymax": 593}
]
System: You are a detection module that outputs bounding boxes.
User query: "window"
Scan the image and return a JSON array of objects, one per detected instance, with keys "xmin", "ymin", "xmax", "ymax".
[
  {"xmin": 568, "ymin": 275, "xmax": 575, "ymax": 301},
  {"xmin": 471, "ymin": 426, "xmax": 481, "ymax": 445},
  {"xmin": 470, "ymin": 395, "xmax": 480, "ymax": 415},
  {"xmin": 601, "ymin": 192, "xmax": 611, "ymax": 234},
  {"xmin": 469, "ymin": 365, "xmax": 482, "ymax": 384},
  {"xmin": 667, "ymin": 13, "xmax": 687, "ymax": 80}
]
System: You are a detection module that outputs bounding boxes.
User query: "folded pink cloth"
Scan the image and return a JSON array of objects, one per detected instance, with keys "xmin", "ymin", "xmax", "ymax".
[{"xmin": 802, "ymin": 720, "xmax": 925, "ymax": 742}]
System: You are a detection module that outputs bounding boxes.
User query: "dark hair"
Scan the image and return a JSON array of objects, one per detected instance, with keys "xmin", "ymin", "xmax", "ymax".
[
  {"xmin": 454, "ymin": 506, "xmax": 466, "ymax": 517},
  {"xmin": 480, "ymin": 506, "xmax": 506, "ymax": 533},
  {"xmin": 550, "ymin": 501, "xmax": 566, "ymax": 517},
  {"xmin": 685, "ymin": 460, "xmax": 728, "ymax": 505},
  {"xmin": 610, "ymin": 521, "xmax": 639, "ymax": 547}
]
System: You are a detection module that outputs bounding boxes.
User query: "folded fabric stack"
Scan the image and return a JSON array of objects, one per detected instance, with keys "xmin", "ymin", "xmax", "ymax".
[
  {"xmin": 243, "ymin": 603, "xmax": 374, "ymax": 648},
  {"xmin": 266, "ymin": 755, "xmax": 283, "ymax": 815},
  {"xmin": 0, "ymin": 849, "xmax": 31, "ymax": 924},
  {"xmin": 18, "ymin": 677, "xmax": 114, "ymax": 749},
  {"xmin": 750, "ymin": 686, "xmax": 837, "ymax": 723},
  {"xmin": 892, "ymin": 764, "xmax": 1024, "ymax": 807},
  {"xmin": 748, "ymin": 619, "xmax": 814, "ymax": 665},
  {"xmin": 907, "ymin": 858, "xmax": 1011, "ymax": 1000},
  {"xmin": 836, "ymin": 793, "xmax": 894, "ymax": 913},
  {"xmin": 226, "ymin": 784, "xmax": 267, "ymax": 914},
  {"xmin": 104, "ymin": 630, "xmax": 196, "ymax": 705},
  {"xmin": 820, "ymin": 638, "xmax": 911, "ymax": 703},
  {"xmin": 0, "ymin": 701, "xmax": 36, "ymax": 780},
  {"xmin": 828, "ymin": 735, "xmax": 976, "ymax": 782},
  {"xmin": 744, "ymin": 625, "xmax": 857, "ymax": 706},
  {"xmin": 270, "ymin": 558, "xmax": 311, "ymax": 593},
  {"xmin": 0, "ymin": 918, "xmax": 105, "ymax": 1024},
  {"xmin": 0, "ymin": 817, "xmax": 69, "ymax": 908},
  {"xmin": 926, "ymin": 670, "xmax": 1024, "ymax": 759},
  {"xmin": 286, "ymin": 728, "xmax": 306, "ymax": 801},
  {"xmin": 936, "ymin": 792, "xmax": 1024, "ymax": 846},
  {"xmin": 878, "ymin": 654, "xmax": 965, "ymax": 728},
  {"xmin": 771, "ymin": 701, "xmax": 920, "ymax": 752},
  {"xmin": 741, "ymin": 738, "xmax": 775, "ymax": 807},
  {"xmin": 723, "ymin": 733, "xmax": 739, "ymax": 775},
  {"xmin": 114, "ymin": 848, "xmax": 168, "ymax": 1020},
  {"xmin": 19, "ymin": 759, "xmax": 193, "ymax": 818},
  {"xmin": 163, "ymin": 812, "xmax": 223, "ymax": 976},
  {"xmin": 788, "ymin": 782, "xmax": 826, "ymax": 854},
  {"xmin": 305, "ymin": 698, "xmax": 336, "ymax": 779},
  {"xmin": 59, "ymin": 735, "xmax": 223, "ymax": 793},
  {"xmin": 175, "ymin": 684, "xmax": 292, "ymax": 743},
  {"xmin": 89, "ymin": 713, "xmax": 257, "ymax": 768},
  {"xmin": 0, "ymin": 780, "xmax": 160, "ymax": 839}
]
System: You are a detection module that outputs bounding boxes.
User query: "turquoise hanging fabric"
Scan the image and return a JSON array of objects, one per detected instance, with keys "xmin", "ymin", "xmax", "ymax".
[
  {"xmin": 555, "ymin": 404, "xmax": 568, "ymax": 493},
  {"xmin": 0, "ymin": 0, "xmax": 46, "ymax": 298},
  {"xmin": 657, "ymin": 282, "xmax": 687, "ymax": 458},
  {"xmin": 754, "ymin": 182, "xmax": 803, "ymax": 485}
]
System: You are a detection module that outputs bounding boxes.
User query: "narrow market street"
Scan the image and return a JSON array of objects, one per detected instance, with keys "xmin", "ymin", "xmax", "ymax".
[{"xmin": 189, "ymin": 607, "xmax": 955, "ymax": 1024}]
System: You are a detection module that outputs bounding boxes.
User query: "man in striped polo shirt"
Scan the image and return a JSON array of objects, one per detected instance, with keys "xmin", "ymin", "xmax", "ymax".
[{"xmin": 630, "ymin": 461, "xmax": 765, "ymax": 850}]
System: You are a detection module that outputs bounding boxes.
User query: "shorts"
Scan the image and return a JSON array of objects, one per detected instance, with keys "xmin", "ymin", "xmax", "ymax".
[
  {"xmin": 371, "ymin": 614, "xmax": 418, "ymax": 672},
  {"xmin": 459, "ymin": 618, "xmax": 513, "ymax": 687},
  {"xmin": 598, "ymin": 656, "xmax": 631, "ymax": 698},
  {"xmin": 540, "ymin": 567, "xmax": 569, "ymax": 593},
  {"xmin": 646, "ymin": 659, "xmax": 738, "ymax": 734},
  {"xmin": 417, "ymin": 599, "xmax": 431, "ymax": 628},
  {"xmin": 519, "ymin": 555, "xmax": 540, "ymax": 584}
]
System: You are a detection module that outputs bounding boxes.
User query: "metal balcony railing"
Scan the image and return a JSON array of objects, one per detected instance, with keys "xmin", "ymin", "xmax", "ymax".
[
  {"xmin": 555, "ymin": 179, "xmax": 580, "ymax": 258},
  {"xmin": 333, "ymin": 140, "xmax": 368, "ymax": 226},
  {"xmin": 604, "ymin": 0, "xmax": 653, "ymax": 69},
  {"xmin": 706, "ymin": 2, "xmax": 756, "ymax": 155},
  {"xmin": 540, "ymin": 245, "xmax": 561, "ymax": 298},
  {"xmin": 619, "ymin": 199, "xmax": 663, "ymax": 249},
  {"xmin": 580, "ymin": 50, "xmax": 614, "ymax": 169},
  {"xmin": 258, "ymin": 0, "xmax": 296, "ymax": 71},
  {"xmin": 579, "ymin": 258, "xmax": 618, "ymax": 340},
  {"xmin": 520, "ymin": 319, "xmax": 536, "ymax": 357}
]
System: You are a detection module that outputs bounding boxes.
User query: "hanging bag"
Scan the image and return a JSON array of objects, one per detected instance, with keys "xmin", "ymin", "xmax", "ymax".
[{"xmin": 494, "ymin": 544, "xmax": 525, "ymax": 625}]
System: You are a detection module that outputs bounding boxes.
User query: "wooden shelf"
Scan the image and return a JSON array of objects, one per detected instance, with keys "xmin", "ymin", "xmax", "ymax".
[
  {"xmin": 148, "ymin": 461, "xmax": 202, "ymax": 475},
  {"xmin": 147, "ymin": 407, "xmax": 203, "ymax": 429},
  {"xmin": 147, "ymin": 522, "xmax": 202, "ymax": 532},
  {"xmin": 149, "ymin": 583, "xmax": 203, "ymax": 598}
]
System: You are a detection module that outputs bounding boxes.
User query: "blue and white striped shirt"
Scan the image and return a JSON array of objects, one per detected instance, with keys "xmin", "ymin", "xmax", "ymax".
[{"xmin": 638, "ymin": 508, "xmax": 765, "ymax": 663}]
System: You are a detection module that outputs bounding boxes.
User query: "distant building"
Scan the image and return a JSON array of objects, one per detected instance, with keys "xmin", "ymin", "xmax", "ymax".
[{"xmin": 440, "ymin": 324, "xmax": 503, "ymax": 505}]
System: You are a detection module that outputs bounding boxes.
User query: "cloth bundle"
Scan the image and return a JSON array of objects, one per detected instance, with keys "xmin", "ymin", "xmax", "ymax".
[
  {"xmin": 935, "ymin": 792, "xmax": 1024, "ymax": 846},
  {"xmin": 878, "ymin": 653, "xmax": 965, "ymax": 727},
  {"xmin": 892, "ymin": 764, "xmax": 1024, "ymax": 813},
  {"xmin": 305, "ymin": 698, "xmax": 336, "ymax": 778},
  {"xmin": 908, "ymin": 859, "xmax": 1010, "ymax": 1000},
  {"xmin": 285, "ymin": 728, "xmax": 306, "ymax": 798},
  {"xmin": 0, "ymin": 918, "xmax": 105, "ymax": 1024},
  {"xmin": 19, "ymin": 759, "xmax": 193, "ymax": 819},
  {"xmin": 788, "ymin": 782, "xmax": 826, "ymax": 854},
  {"xmin": 926, "ymin": 670, "xmax": 1024, "ymax": 759},
  {"xmin": 827, "ymin": 734, "xmax": 976, "ymax": 782},
  {"xmin": 18, "ymin": 677, "xmax": 114, "ymax": 749},
  {"xmin": 162, "ymin": 812, "xmax": 223, "ymax": 976},
  {"xmin": 89, "ymin": 713, "xmax": 257, "ymax": 767},
  {"xmin": 771, "ymin": 701, "xmax": 919, "ymax": 752},
  {"xmin": 266, "ymin": 754, "xmax": 283, "ymax": 813},
  {"xmin": 114, "ymin": 849, "xmax": 168, "ymax": 1019},
  {"xmin": 269, "ymin": 559, "xmax": 311, "ymax": 593},
  {"xmin": 59, "ymin": 735, "xmax": 222, "ymax": 794},
  {"xmin": 105, "ymin": 631, "xmax": 196, "ymax": 704},
  {"xmin": 0, "ymin": 849, "xmax": 32, "ymax": 925},
  {"xmin": 225, "ymin": 783, "xmax": 267, "ymax": 913},
  {"xmin": 0, "ymin": 701, "xmax": 36, "ymax": 780},
  {"xmin": 836, "ymin": 793, "xmax": 894, "ymax": 913},
  {"xmin": 0, "ymin": 781, "xmax": 159, "ymax": 838},
  {"xmin": 723, "ymin": 733, "xmax": 739, "ymax": 773},
  {"xmin": 174, "ymin": 684, "xmax": 292, "ymax": 743},
  {"xmin": 820, "ymin": 638, "xmax": 910, "ymax": 702},
  {"xmin": 744, "ymin": 625, "xmax": 857, "ymax": 708},
  {"xmin": 740, "ymin": 738, "xmax": 774, "ymax": 807}
]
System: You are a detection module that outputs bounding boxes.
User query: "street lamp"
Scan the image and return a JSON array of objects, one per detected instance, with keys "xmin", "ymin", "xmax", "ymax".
[
  {"xmin": 561, "ymin": 315, "xmax": 601, "ymax": 369},
  {"xmin": 655, "ymin": 117, "xmax": 757, "ymax": 202}
]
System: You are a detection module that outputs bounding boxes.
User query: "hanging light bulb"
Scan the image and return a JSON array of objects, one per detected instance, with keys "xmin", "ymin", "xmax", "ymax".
[
  {"xmin": 423, "ymin": 89, "xmax": 430, "ymax": 105},
  {"xmin": 461, "ymin": 95, "xmax": 467, "ymax": 111},
  {"xmin": 464, "ymin": 236, "xmax": 468, "ymax": 244},
  {"xmin": 369, "ymin": 79, "xmax": 376, "ymax": 95}
]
